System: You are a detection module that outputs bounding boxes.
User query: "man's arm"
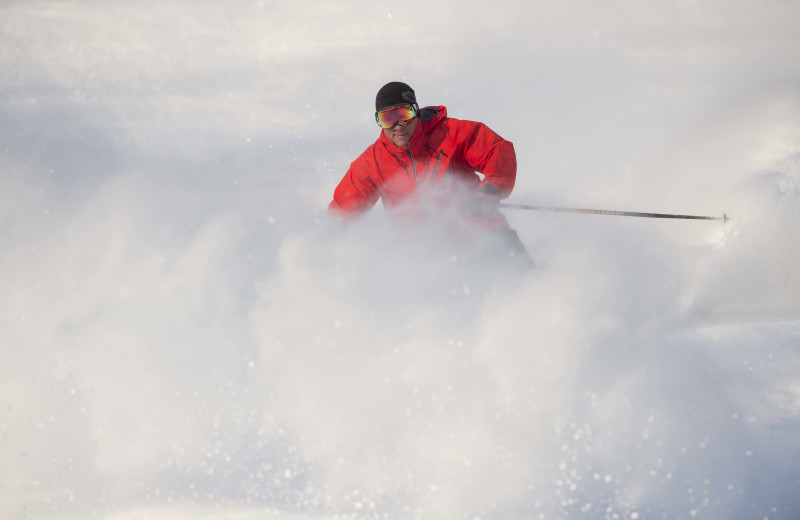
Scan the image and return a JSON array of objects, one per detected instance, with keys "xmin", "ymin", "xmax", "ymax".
[
  {"xmin": 328, "ymin": 150, "xmax": 381, "ymax": 217},
  {"xmin": 458, "ymin": 120, "xmax": 517, "ymax": 198}
]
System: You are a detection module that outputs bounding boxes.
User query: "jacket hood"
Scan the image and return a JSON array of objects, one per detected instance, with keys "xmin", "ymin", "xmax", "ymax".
[{"xmin": 419, "ymin": 105, "xmax": 447, "ymax": 130}]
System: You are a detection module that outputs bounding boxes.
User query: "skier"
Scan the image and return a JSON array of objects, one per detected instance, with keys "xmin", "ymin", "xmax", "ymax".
[{"xmin": 329, "ymin": 81, "xmax": 533, "ymax": 268}]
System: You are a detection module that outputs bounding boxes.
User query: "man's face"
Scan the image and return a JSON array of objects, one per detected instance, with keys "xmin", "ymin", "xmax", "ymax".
[
  {"xmin": 376, "ymin": 104, "xmax": 418, "ymax": 147},
  {"xmin": 384, "ymin": 117, "xmax": 418, "ymax": 147}
]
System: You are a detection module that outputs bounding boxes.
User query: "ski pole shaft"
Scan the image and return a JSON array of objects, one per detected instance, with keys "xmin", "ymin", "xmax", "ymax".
[{"xmin": 499, "ymin": 203, "xmax": 728, "ymax": 222}]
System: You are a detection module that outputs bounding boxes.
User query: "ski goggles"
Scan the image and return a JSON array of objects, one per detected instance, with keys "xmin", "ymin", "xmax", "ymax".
[{"xmin": 375, "ymin": 104, "xmax": 416, "ymax": 129}]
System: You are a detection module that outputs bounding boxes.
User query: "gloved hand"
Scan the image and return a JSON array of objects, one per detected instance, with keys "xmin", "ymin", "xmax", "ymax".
[{"xmin": 470, "ymin": 184, "xmax": 502, "ymax": 219}]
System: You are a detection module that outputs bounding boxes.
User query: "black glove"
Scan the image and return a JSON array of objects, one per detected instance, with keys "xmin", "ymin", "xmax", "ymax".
[{"xmin": 470, "ymin": 184, "xmax": 501, "ymax": 219}]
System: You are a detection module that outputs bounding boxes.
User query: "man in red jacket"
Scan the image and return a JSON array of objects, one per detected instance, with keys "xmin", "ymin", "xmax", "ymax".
[{"xmin": 329, "ymin": 81, "xmax": 532, "ymax": 268}]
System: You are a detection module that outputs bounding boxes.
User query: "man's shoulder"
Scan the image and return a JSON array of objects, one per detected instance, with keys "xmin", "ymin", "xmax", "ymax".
[
  {"xmin": 420, "ymin": 106, "xmax": 485, "ymax": 143},
  {"xmin": 351, "ymin": 135, "xmax": 391, "ymax": 171},
  {"xmin": 354, "ymin": 140, "xmax": 380, "ymax": 162},
  {"xmin": 420, "ymin": 106, "xmax": 482, "ymax": 135}
]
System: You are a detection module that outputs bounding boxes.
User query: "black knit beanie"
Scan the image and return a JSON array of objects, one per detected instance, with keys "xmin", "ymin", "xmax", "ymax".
[{"xmin": 375, "ymin": 81, "xmax": 417, "ymax": 111}]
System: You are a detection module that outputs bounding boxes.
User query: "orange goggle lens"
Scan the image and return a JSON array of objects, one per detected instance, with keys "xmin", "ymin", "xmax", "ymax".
[{"xmin": 376, "ymin": 104, "xmax": 416, "ymax": 129}]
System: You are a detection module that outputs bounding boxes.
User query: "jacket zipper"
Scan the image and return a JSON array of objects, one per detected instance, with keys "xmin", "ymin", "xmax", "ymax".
[
  {"xmin": 430, "ymin": 149, "xmax": 445, "ymax": 184},
  {"xmin": 407, "ymin": 147, "xmax": 446, "ymax": 186},
  {"xmin": 407, "ymin": 146, "xmax": 419, "ymax": 185}
]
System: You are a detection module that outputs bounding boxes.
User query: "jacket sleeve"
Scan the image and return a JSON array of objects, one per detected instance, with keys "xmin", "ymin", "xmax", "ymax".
[
  {"xmin": 457, "ymin": 120, "xmax": 517, "ymax": 198},
  {"xmin": 328, "ymin": 148, "xmax": 381, "ymax": 216}
]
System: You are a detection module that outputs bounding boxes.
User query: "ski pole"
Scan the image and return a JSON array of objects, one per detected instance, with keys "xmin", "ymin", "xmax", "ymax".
[{"xmin": 499, "ymin": 203, "xmax": 728, "ymax": 222}]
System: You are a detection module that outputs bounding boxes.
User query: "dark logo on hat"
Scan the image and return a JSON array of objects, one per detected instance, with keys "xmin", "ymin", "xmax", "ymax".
[{"xmin": 401, "ymin": 91, "xmax": 417, "ymax": 104}]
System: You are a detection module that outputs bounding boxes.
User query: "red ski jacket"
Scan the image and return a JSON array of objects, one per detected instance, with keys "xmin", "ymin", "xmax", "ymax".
[{"xmin": 329, "ymin": 106, "xmax": 516, "ymax": 225}]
